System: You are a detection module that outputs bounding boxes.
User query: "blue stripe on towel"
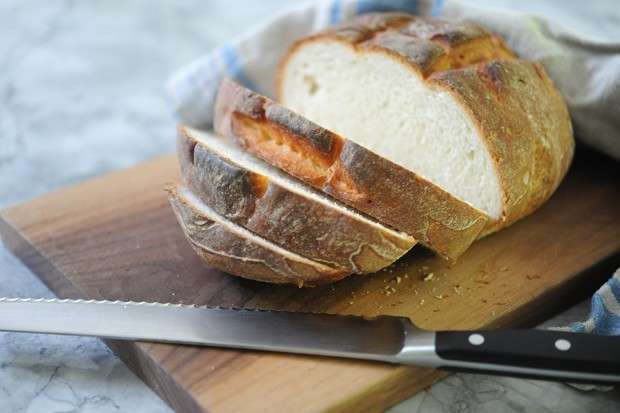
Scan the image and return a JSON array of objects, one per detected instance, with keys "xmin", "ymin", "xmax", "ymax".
[
  {"xmin": 355, "ymin": 0, "xmax": 418, "ymax": 15},
  {"xmin": 607, "ymin": 275, "xmax": 620, "ymax": 304},
  {"xmin": 570, "ymin": 286, "xmax": 620, "ymax": 335},
  {"xmin": 570, "ymin": 321, "xmax": 586, "ymax": 333},
  {"xmin": 431, "ymin": 0, "xmax": 444, "ymax": 16},
  {"xmin": 220, "ymin": 45, "xmax": 259, "ymax": 92},
  {"xmin": 565, "ymin": 267, "xmax": 620, "ymax": 336},
  {"xmin": 595, "ymin": 296, "xmax": 619, "ymax": 335},
  {"xmin": 329, "ymin": 0, "xmax": 342, "ymax": 24}
]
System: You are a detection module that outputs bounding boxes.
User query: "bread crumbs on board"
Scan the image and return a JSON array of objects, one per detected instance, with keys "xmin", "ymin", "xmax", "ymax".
[{"xmin": 423, "ymin": 272, "xmax": 434, "ymax": 282}]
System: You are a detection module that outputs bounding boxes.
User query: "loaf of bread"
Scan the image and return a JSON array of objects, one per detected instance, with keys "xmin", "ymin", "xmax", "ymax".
[
  {"xmin": 171, "ymin": 13, "xmax": 574, "ymax": 285},
  {"xmin": 214, "ymin": 78, "xmax": 488, "ymax": 260},
  {"xmin": 278, "ymin": 13, "xmax": 574, "ymax": 235}
]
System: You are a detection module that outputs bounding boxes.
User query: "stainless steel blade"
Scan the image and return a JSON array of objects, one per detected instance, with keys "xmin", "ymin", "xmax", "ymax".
[{"xmin": 0, "ymin": 298, "xmax": 409, "ymax": 362}]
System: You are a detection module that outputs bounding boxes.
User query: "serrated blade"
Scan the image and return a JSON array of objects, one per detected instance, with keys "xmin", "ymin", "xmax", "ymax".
[
  {"xmin": 0, "ymin": 298, "xmax": 410, "ymax": 362},
  {"xmin": 1, "ymin": 299, "xmax": 617, "ymax": 385}
]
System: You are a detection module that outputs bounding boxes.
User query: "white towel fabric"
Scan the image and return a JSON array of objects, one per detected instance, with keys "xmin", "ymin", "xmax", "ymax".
[{"xmin": 166, "ymin": 0, "xmax": 620, "ymax": 160}]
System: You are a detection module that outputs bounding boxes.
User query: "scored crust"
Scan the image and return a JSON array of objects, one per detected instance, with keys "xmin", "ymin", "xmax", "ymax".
[
  {"xmin": 168, "ymin": 186, "xmax": 348, "ymax": 287},
  {"xmin": 214, "ymin": 78, "xmax": 488, "ymax": 261},
  {"xmin": 276, "ymin": 12, "xmax": 516, "ymax": 96},
  {"xmin": 177, "ymin": 126, "xmax": 416, "ymax": 273},
  {"xmin": 430, "ymin": 61, "xmax": 574, "ymax": 233},
  {"xmin": 277, "ymin": 13, "xmax": 574, "ymax": 235}
]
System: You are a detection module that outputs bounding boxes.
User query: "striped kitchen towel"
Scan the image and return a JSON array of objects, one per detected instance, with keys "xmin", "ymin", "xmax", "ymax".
[
  {"xmin": 562, "ymin": 268, "xmax": 620, "ymax": 391},
  {"xmin": 568, "ymin": 268, "xmax": 620, "ymax": 336},
  {"xmin": 166, "ymin": 0, "xmax": 620, "ymax": 345}
]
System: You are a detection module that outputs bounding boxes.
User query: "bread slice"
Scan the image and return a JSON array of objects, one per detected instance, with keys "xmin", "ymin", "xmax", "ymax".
[
  {"xmin": 214, "ymin": 77, "xmax": 488, "ymax": 260},
  {"xmin": 177, "ymin": 126, "xmax": 416, "ymax": 273},
  {"xmin": 277, "ymin": 13, "xmax": 574, "ymax": 234},
  {"xmin": 168, "ymin": 186, "xmax": 347, "ymax": 286}
]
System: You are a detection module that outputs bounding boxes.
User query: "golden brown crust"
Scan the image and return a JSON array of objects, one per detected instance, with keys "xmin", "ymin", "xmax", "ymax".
[
  {"xmin": 177, "ymin": 125, "xmax": 262, "ymax": 221},
  {"xmin": 214, "ymin": 78, "xmax": 488, "ymax": 260},
  {"xmin": 177, "ymin": 127, "xmax": 416, "ymax": 273},
  {"xmin": 276, "ymin": 14, "xmax": 515, "ymax": 97},
  {"xmin": 276, "ymin": 13, "xmax": 574, "ymax": 235},
  {"xmin": 430, "ymin": 61, "xmax": 574, "ymax": 233},
  {"xmin": 168, "ymin": 187, "xmax": 348, "ymax": 287}
]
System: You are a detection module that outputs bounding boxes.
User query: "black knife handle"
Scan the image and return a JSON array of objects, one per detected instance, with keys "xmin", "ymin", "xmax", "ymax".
[{"xmin": 435, "ymin": 329, "xmax": 620, "ymax": 383}]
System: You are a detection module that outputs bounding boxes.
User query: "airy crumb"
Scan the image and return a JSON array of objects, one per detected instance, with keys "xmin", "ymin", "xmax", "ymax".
[
  {"xmin": 396, "ymin": 276, "xmax": 402, "ymax": 284},
  {"xmin": 423, "ymin": 272, "xmax": 434, "ymax": 282},
  {"xmin": 453, "ymin": 285, "xmax": 463, "ymax": 295},
  {"xmin": 419, "ymin": 299, "xmax": 425, "ymax": 305},
  {"xmin": 434, "ymin": 294, "xmax": 447, "ymax": 300}
]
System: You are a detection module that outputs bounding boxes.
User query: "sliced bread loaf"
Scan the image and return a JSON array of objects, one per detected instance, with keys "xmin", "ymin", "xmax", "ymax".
[
  {"xmin": 277, "ymin": 13, "xmax": 574, "ymax": 234},
  {"xmin": 214, "ymin": 77, "xmax": 488, "ymax": 260},
  {"xmin": 169, "ymin": 186, "xmax": 347, "ymax": 286},
  {"xmin": 177, "ymin": 126, "xmax": 416, "ymax": 273}
]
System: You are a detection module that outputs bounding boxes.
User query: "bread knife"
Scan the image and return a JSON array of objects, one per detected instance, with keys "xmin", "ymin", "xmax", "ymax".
[{"xmin": 0, "ymin": 298, "xmax": 617, "ymax": 384}]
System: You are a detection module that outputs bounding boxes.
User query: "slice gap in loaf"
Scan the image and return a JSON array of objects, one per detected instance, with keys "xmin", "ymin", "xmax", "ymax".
[
  {"xmin": 179, "ymin": 126, "xmax": 417, "ymax": 272},
  {"xmin": 168, "ymin": 186, "xmax": 347, "ymax": 286},
  {"xmin": 280, "ymin": 41, "xmax": 503, "ymax": 221}
]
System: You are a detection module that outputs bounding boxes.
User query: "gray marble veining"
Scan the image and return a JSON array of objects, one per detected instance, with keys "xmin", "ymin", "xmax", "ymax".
[{"xmin": 0, "ymin": 1, "xmax": 617, "ymax": 412}]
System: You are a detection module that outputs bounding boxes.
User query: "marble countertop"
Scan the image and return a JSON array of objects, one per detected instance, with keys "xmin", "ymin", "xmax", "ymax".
[{"xmin": 0, "ymin": 1, "xmax": 618, "ymax": 412}]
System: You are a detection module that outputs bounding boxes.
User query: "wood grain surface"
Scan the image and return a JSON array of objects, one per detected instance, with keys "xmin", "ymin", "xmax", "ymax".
[{"xmin": 1, "ymin": 148, "xmax": 619, "ymax": 413}]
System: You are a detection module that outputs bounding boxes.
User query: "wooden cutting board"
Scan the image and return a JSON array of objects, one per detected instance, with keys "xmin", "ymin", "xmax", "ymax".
[{"xmin": 1, "ymin": 148, "xmax": 619, "ymax": 413}]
